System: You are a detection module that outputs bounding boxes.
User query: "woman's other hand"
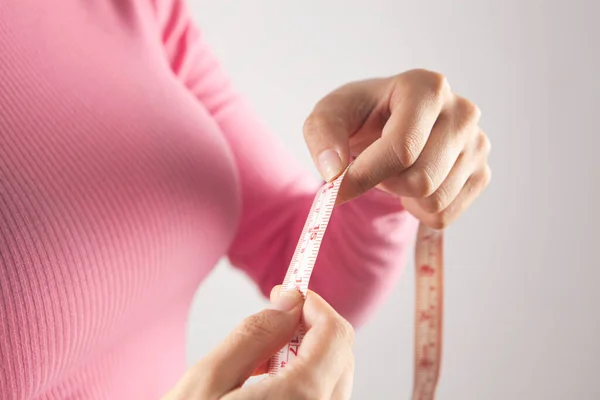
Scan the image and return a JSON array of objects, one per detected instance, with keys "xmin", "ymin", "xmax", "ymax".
[
  {"xmin": 162, "ymin": 288, "xmax": 355, "ymax": 400},
  {"xmin": 304, "ymin": 69, "xmax": 491, "ymax": 229}
]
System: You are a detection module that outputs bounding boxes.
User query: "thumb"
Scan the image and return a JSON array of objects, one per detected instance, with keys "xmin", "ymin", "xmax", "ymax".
[
  {"xmin": 303, "ymin": 80, "xmax": 383, "ymax": 182},
  {"xmin": 200, "ymin": 289, "xmax": 303, "ymax": 396}
]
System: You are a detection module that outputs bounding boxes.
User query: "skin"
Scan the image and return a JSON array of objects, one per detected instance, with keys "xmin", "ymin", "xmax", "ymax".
[
  {"xmin": 162, "ymin": 288, "xmax": 355, "ymax": 400},
  {"xmin": 305, "ymin": 69, "xmax": 491, "ymax": 228},
  {"xmin": 165, "ymin": 69, "xmax": 491, "ymax": 398}
]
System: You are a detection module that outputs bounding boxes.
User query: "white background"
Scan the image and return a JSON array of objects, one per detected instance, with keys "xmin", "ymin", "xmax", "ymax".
[{"xmin": 185, "ymin": 1, "xmax": 600, "ymax": 399}]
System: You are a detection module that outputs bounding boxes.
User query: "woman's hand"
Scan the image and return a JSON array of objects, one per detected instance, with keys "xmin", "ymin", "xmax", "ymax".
[
  {"xmin": 162, "ymin": 288, "xmax": 355, "ymax": 400},
  {"xmin": 303, "ymin": 69, "xmax": 491, "ymax": 229}
]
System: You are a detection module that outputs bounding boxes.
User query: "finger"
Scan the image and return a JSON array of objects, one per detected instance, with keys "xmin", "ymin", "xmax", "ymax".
[
  {"xmin": 248, "ymin": 286, "xmax": 306, "ymax": 377},
  {"xmin": 290, "ymin": 291, "xmax": 354, "ymax": 392},
  {"xmin": 414, "ymin": 150, "xmax": 473, "ymax": 213},
  {"xmin": 199, "ymin": 290, "xmax": 304, "ymax": 397},
  {"xmin": 402, "ymin": 163, "xmax": 491, "ymax": 229},
  {"xmin": 303, "ymin": 80, "xmax": 385, "ymax": 181},
  {"xmin": 224, "ymin": 291, "xmax": 353, "ymax": 400},
  {"xmin": 220, "ymin": 376, "xmax": 285, "ymax": 400},
  {"xmin": 417, "ymin": 128, "xmax": 490, "ymax": 213},
  {"xmin": 339, "ymin": 77, "xmax": 447, "ymax": 204},
  {"xmin": 269, "ymin": 285, "xmax": 282, "ymax": 302},
  {"xmin": 243, "ymin": 284, "xmax": 287, "ymax": 377},
  {"xmin": 331, "ymin": 355, "xmax": 355, "ymax": 400},
  {"xmin": 223, "ymin": 365, "xmax": 350, "ymax": 400},
  {"xmin": 380, "ymin": 99, "xmax": 480, "ymax": 199}
]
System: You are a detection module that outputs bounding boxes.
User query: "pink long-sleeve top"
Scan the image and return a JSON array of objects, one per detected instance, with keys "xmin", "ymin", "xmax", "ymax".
[{"xmin": 0, "ymin": 1, "xmax": 418, "ymax": 398}]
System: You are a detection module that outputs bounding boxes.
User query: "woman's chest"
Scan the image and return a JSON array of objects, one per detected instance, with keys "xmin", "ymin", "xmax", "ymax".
[{"xmin": 0, "ymin": 1, "xmax": 240, "ymax": 394}]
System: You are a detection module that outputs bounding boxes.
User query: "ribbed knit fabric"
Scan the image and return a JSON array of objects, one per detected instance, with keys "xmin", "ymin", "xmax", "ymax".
[{"xmin": 0, "ymin": 1, "xmax": 418, "ymax": 398}]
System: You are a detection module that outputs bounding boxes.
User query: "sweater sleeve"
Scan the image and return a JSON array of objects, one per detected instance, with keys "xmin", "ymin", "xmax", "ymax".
[{"xmin": 153, "ymin": 0, "xmax": 419, "ymax": 327}]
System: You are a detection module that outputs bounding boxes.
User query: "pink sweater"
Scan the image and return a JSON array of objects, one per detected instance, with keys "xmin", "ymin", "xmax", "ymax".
[{"xmin": 0, "ymin": 1, "xmax": 418, "ymax": 398}]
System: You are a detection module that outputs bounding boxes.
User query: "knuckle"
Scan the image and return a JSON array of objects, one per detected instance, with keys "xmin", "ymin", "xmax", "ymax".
[
  {"xmin": 411, "ymin": 68, "xmax": 447, "ymax": 88},
  {"xmin": 324, "ymin": 316, "xmax": 355, "ymax": 346},
  {"xmin": 476, "ymin": 132, "xmax": 492, "ymax": 156},
  {"xmin": 428, "ymin": 71, "xmax": 449, "ymax": 94},
  {"xmin": 429, "ymin": 212, "xmax": 451, "ymax": 230},
  {"xmin": 480, "ymin": 165, "xmax": 492, "ymax": 187},
  {"xmin": 238, "ymin": 311, "xmax": 276, "ymax": 340},
  {"xmin": 423, "ymin": 190, "xmax": 447, "ymax": 213},
  {"xmin": 485, "ymin": 165, "xmax": 492, "ymax": 182},
  {"xmin": 303, "ymin": 98, "xmax": 349, "ymax": 140},
  {"xmin": 351, "ymin": 168, "xmax": 378, "ymax": 197},
  {"xmin": 302, "ymin": 113, "xmax": 326, "ymax": 139},
  {"xmin": 392, "ymin": 134, "xmax": 420, "ymax": 168},
  {"xmin": 406, "ymin": 168, "xmax": 436, "ymax": 198},
  {"xmin": 399, "ymin": 69, "xmax": 449, "ymax": 105},
  {"xmin": 355, "ymin": 179, "xmax": 374, "ymax": 198},
  {"xmin": 421, "ymin": 70, "xmax": 449, "ymax": 102},
  {"xmin": 456, "ymin": 97, "xmax": 481, "ymax": 123}
]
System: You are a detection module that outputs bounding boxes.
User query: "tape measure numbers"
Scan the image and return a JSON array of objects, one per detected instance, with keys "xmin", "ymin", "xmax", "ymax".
[{"xmin": 268, "ymin": 170, "xmax": 444, "ymax": 400}]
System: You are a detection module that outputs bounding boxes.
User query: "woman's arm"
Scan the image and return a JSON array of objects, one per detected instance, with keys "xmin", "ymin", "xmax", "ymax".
[{"xmin": 153, "ymin": 0, "xmax": 418, "ymax": 327}]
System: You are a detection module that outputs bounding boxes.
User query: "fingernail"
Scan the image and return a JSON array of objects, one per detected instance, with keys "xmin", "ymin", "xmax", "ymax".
[
  {"xmin": 271, "ymin": 289, "xmax": 303, "ymax": 311},
  {"xmin": 317, "ymin": 149, "xmax": 343, "ymax": 182}
]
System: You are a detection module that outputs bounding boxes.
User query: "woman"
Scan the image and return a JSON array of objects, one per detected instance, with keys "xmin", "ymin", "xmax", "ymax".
[{"xmin": 0, "ymin": 0, "xmax": 491, "ymax": 399}]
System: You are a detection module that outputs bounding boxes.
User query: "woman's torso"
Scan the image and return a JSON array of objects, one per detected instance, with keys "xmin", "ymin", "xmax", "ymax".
[{"xmin": 0, "ymin": 1, "xmax": 240, "ymax": 398}]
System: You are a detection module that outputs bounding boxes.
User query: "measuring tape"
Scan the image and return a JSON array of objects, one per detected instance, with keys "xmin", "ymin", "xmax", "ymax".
[{"xmin": 268, "ymin": 169, "xmax": 444, "ymax": 400}]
